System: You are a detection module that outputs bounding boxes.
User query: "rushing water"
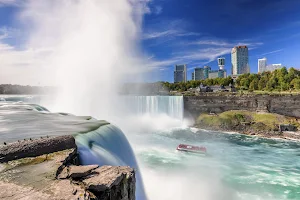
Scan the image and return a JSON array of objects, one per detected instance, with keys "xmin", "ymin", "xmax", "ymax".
[
  {"xmin": 131, "ymin": 128, "xmax": 300, "ymax": 200},
  {"xmin": 123, "ymin": 96, "xmax": 184, "ymax": 120},
  {"xmin": 74, "ymin": 124, "xmax": 146, "ymax": 199},
  {"xmin": 1, "ymin": 95, "xmax": 300, "ymax": 200}
]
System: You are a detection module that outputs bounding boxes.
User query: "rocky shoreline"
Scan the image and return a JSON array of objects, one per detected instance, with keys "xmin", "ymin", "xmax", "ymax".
[
  {"xmin": 195, "ymin": 125, "xmax": 300, "ymax": 142},
  {"xmin": 194, "ymin": 110, "xmax": 300, "ymax": 142},
  {"xmin": 0, "ymin": 136, "xmax": 136, "ymax": 200}
]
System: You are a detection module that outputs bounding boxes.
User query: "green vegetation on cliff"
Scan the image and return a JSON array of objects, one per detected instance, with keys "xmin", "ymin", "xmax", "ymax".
[
  {"xmin": 196, "ymin": 111, "xmax": 300, "ymax": 132},
  {"xmin": 162, "ymin": 67, "xmax": 300, "ymax": 93},
  {"xmin": 161, "ymin": 77, "xmax": 233, "ymax": 92},
  {"xmin": 236, "ymin": 67, "xmax": 300, "ymax": 92}
]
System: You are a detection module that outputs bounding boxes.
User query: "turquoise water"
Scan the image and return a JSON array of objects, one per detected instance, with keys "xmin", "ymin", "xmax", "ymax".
[
  {"xmin": 74, "ymin": 124, "xmax": 146, "ymax": 199},
  {"xmin": 1, "ymin": 95, "xmax": 300, "ymax": 200},
  {"xmin": 132, "ymin": 128, "xmax": 300, "ymax": 200}
]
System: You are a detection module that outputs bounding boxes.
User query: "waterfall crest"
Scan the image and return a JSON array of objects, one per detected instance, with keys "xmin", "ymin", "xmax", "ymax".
[{"xmin": 74, "ymin": 124, "xmax": 147, "ymax": 200}]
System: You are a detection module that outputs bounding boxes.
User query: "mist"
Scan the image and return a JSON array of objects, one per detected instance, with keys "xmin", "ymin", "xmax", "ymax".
[
  {"xmin": 16, "ymin": 1, "xmax": 212, "ymax": 200},
  {"xmin": 19, "ymin": 0, "xmax": 147, "ymax": 119}
]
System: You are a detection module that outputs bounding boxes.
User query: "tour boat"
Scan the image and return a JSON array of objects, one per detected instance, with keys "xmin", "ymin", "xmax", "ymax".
[{"xmin": 176, "ymin": 144, "xmax": 207, "ymax": 154}]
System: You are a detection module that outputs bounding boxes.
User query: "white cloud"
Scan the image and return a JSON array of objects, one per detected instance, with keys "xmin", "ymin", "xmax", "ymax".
[
  {"xmin": 0, "ymin": 0, "xmax": 155, "ymax": 85},
  {"xmin": 143, "ymin": 19, "xmax": 200, "ymax": 40},
  {"xmin": 143, "ymin": 30, "xmax": 178, "ymax": 39},
  {"xmin": 0, "ymin": 25, "xmax": 54, "ymax": 85},
  {"xmin": 0, "ymin": 47, "xmax": 54, "ymax": 85},
  {"xmin": 0, "ymin": 0, "xmax": 23, "ymax": 6},
  {"xmin": 167, "ymin": 47, "xmax": 232, "ymax": 66},
  {"xmin": 145, "ymin": 38, "xmax": 263, "ymax": 70},
  {"xmin": 0, "ymin": 27, "xmax": 20, "ymax": 40},
  {"xmin": 145, "ymin": 57, "xmax": 182, "ymax": 68},
  {"xmin": 190, "ymin": 40, "xmax": 231, "ymax": 46},
  {"xmin": 143, "ymin": 29, "xmax": 200, "ymax": 40},
  {"xmin": 154, "ymin": 5, "xmax": 162, "ymax": 15},
  {"xmin": 261, "ymin": 49, "xmax": 283, "ymax": 56},
  {"xmin": 190, "ymin": 39, "xmax": 263, "ymax": 48}
]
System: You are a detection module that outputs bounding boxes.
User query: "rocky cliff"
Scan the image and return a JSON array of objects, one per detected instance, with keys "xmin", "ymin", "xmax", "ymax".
[
  {"xmin": 0, "ymin": 137, "xmax": 135, "ymax": 200},
  {"xmin": 184, "ymin": 94, "xmax": 300, "ymax": 119}
]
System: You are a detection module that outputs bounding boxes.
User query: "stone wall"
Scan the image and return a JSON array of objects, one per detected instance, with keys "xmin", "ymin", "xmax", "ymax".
[{"xmin": 184, "ymin": 94, "xmax": 300, "ymax": 119}]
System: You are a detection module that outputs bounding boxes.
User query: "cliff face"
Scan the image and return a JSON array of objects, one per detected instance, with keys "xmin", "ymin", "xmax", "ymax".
[
  {"xmin": 184, "ymin": 94, "xmax": 300, "ymax": 119},
  {"xmin": 0, "ymin": 139, "xmax": 135, "ymax": 200}
]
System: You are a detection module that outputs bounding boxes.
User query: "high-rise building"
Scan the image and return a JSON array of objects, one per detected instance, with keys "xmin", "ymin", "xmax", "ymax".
[
  {"xmin": 231, "ymin": 46, "xmax": 249, "ymax": 75},
  {"xmin": 267, "ymin": 63, "xmax": 283, "ymax": 72},
  {"xmin": 258, "ymin": 57, "xmax": 267, "ymax": 73},
  {"xmin": 192, "ymin": 68, "xmax": 205, "ymax": 80},
  {"xmin": 203, "ymin": 66, "xmax": 211, "ymax": 79},
  {"xmin": 208, "ymin": 70, "xmax": 219, "ymax": 79},
  {"xmin": 218, "ymin": 57, "xmax": 225, "ymax": 70},
  {"xmin": 189, "ymin": 65, "xmax": 227, "ymax": 81},
  {"xmin": 208, "ymin": 69, "xmax": 226, "ymax": 79},
  {"xmin": 174, "ymin": 64, "xmax": 187, "ymax": 83}
]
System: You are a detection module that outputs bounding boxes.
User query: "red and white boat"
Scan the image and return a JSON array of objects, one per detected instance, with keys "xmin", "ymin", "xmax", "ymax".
[{"xmin": 176, "ymin": 144, "xmax": 207, "ymax": 154}]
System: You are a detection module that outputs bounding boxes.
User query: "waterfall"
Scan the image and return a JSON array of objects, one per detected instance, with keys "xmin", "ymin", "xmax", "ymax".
[
  {"xmin": 74, "ymin": 124, "xmax": 146, "ymax": 199},
  {"xmin": 0, "ymin": 101, "xmax": 147, "ymax": 199},
  {"xmin": 1, "ymin": 96, "xmax": 184, "ymax": 200},
  {"xmin": 123, "ymin": 96, "xmax": 184, "ymax": 120}
]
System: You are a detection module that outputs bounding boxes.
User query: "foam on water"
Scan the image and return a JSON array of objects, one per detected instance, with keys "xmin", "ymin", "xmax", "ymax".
[
  {"xmin": 74, "ymin": 124, "xmax": 146, "ymax": 199},
  {"xmin": 0, "ymin": 101, "xmax": 147, "ymax": 199},
  {"xmin": 132, "ymin": 128, "xmax": 300, "ymax": 200},
  {"xmin": 2, "ymin": 98, "xmax": 300, "ymax": 200}
]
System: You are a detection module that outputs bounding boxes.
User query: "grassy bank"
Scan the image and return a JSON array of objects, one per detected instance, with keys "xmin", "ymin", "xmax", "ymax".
[{"xmin": 196, "ymin": 110, "xmax": 300, "ymax": 134}]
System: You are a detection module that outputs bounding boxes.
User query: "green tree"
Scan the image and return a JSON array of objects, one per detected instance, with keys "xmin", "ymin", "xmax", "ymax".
[
  {"xmin": 291, "ymin": 78, "xmax": 300, "ymax": 90},
  {"xmin": 266, "ymin": 77, "xmax": 276, "ymax": 91},
  {"xmin": 240, "ymin": 78, "xmax": 250, "ymax": 89},
  {"xmin": 249, "ymin": 81, "xmax": 255, "ymax": 92}
]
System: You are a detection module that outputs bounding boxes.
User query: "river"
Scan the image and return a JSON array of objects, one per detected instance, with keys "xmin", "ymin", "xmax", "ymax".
[{"xmin": 0, "ymin": 95, "xmax": 300, "ymax": 200}]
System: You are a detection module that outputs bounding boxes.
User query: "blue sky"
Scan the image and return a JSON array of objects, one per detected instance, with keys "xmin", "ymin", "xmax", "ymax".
[
  {"xmin": 1, "ymin": 0, "xmax": 300, "ymax": 84},
  {"xmin": 142, "ymin": 0, "xmax": 300, "ymax": 82}
]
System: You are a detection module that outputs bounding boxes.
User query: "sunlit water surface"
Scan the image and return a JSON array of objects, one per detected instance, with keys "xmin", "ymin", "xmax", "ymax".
[
  {"xmin": 129, "ymin": 128, "xmax": 300, "ymax": 200},
  {"xmin": 1, "ymin": 95, "xmax": 300, "ymax": 200}
]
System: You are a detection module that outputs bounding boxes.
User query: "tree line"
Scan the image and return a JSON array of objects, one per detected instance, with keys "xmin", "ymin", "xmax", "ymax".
[
  {"xmin": 235, "ymin": 67, "xmax": 300, "ymax": 91},
  {"xmin": 161, "ymin": 77, "xmax": 233, "ymax": 92},
  {"xmin": 0, "ymin": 84, "xmax": 56, "ymax": 94},
  {"xmin": 161, "ymin": 67, "xmax": 300, "ymax": 92}
]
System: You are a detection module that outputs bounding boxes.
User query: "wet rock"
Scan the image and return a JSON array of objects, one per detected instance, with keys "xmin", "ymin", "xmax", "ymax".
[
  {"xmin": 0, "ymin": 135, "xmax": 76, "ymax": 163},
  {"xmin": 58, "ymin": 165, "xmax": 99, "ymax": 179},
  {"xmin": 1, "ymin": 148, "xmax": 136, "ymax": 200},
  {"xmin": 69, "ymin": 165, "xmax": 99, "ymax": 179},
  {"xmin": 83, "ymin": 165, "xmax": 135, "ymax": 200}
]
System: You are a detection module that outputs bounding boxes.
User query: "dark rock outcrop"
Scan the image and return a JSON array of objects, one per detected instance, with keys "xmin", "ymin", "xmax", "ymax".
[
  {"xmin": 58, "ymin": 165, "xmax": 99, "ymax": 179},
  {"xmin": 0, "ymin": 149, "xmax": 135, "ymax": 200},
  {"xmin": 0, "ymin": 135, "xmax": 136, "ymax": 200},
  {"xmin": 0, "ymin": 135, "xmax": 76, "ymax": 163},
  {"xmin": 83, "ymin": 166, "xmax": 135, "ymax": 200}
]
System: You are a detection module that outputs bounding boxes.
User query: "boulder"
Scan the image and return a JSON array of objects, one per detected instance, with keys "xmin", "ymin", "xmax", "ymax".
[
  {"xmin": 83, "ymin": 165, "xmax": 135, "ymax": 200},
  {"xmin": 58, "ymin": 165, "xmax": 99, "ymax": 179}
]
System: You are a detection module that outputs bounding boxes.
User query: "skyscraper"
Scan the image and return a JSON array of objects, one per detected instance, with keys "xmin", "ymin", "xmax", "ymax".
[
  {"xmin": 192, "ymin": 68, "xmax": 205, "ymax": 80},
  {"xmin": 203, "ymin": 66, "xmax": 211, "ymax": 79},
  {"xmin": 174, "ymin": 64, "xmax": 187, "ymax": 83},
  {"xmin": 218, "ymin": 57, "xmax": 225, "ymax": 70},
  {"xmin": 268, "ymin": 64, "xmax": 283, "ymax": 71},
  {"xmin": 231, "ymin": 46, "xmax": 249, "ymax": 75},
  {"xmin": 258, "ymin": 57, "xmax": 267, "ymax": 73}
]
